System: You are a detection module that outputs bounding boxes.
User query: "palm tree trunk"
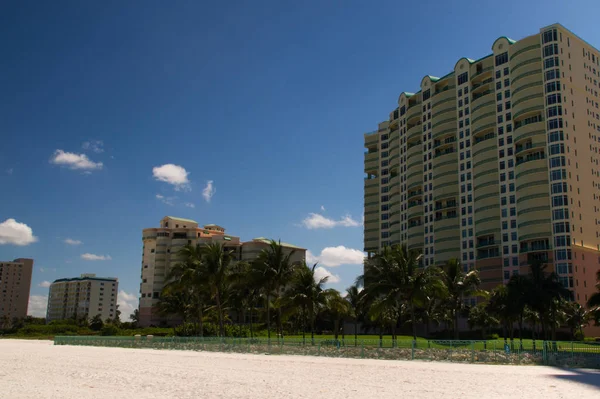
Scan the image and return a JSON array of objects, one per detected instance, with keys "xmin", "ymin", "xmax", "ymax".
[
  {"xmin": 334, "ymin": 319, "xmax": 339, "ymax": 340},
  {"xmin": 249, "ymin": 306, "xmax": 254, "ymax": 339},
  {"xmin": 310, "ymin": 313, "xmax": 315, "ymax": 345},
  {"xmin": 410, "ymin": 303, "xmax": 417, "ymax": 341},
  {"xmin": 266, "ymin": 294, "xmax": 271, "ymax": 341},
  {"xmin": 199, "ymin": 305, "xmax": 204, "ymax": 337},
  {"xmin": 302, "ymin": 305, "xmax": 306, "ymax": 345},
  {"xmin": 215, "ymin": 290, "xmax": 225, "ymax": 337},
  {"xmin": 453, "ymin": 310, "xmax": 459, "ymax": 340}
]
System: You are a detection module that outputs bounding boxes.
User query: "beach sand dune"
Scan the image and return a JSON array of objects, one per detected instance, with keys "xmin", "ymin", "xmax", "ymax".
[{"xmin": 1, "ymin": 339, "xmax": 598, "ymax": 398}]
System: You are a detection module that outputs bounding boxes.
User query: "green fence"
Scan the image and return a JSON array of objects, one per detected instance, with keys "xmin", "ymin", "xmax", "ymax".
[{"xmin": 53, "ymin": 336, "xmax": 600, "ymax": 368}]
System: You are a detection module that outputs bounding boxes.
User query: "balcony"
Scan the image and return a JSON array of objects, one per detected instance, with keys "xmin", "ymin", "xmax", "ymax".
[
  {"xmin": 472, "ymin": 78, "xmax": 493, "ymax": 93},
  {"xmin": 364, "ymin": 152, "xmax": 378, "ymax": 163},
  {"xmin": 407, "ymin": 123, "xmax": 422, "ymax": 141},
  {"xmin": 433, "ymin": 136, "xmax": 456, "ymax": 149},
  {"xmin": 476, "ymin": 239, "xmax": 496, "ymax": 248}
]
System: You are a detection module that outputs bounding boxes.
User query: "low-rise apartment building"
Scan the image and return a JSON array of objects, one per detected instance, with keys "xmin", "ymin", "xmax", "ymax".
[
  {"xmin": 139, "ymin": 216, "xmax": 305, "ymax": 327},
  {"xmin": 46, "ymin": 274, "xmax": 118, "ymax": 322}
]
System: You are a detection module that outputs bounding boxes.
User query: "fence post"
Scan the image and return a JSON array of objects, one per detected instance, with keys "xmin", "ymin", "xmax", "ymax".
[
  {"xmin": 361, "ymin": 341, "xmax": 365, "ymax": 358},
  {"xmin": 471, "ymin": 341, "xmax": 475, "ymax": 363},
  {"xmin": 318, "ymin": 342, "xmax": 321, "ymax": 356},
  {"xmin": 571, "ymin": 342, "xmax": 574, "ymax": 363},
  {"xmin": 411, "ymin": 340, "xmax": 415, "ymax": 360}
]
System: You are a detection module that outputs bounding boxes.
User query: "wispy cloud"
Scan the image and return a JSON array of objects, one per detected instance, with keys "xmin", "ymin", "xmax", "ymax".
[
  {"xmin": 306, "ymin": 246, "xmax": 364, "ymax": 267},
  {"xmin": 82, "ymin": 140, "xmax": 104, "ymax": 153},
  {"xmin": 152, "ymin": 164, "xmax": 190, "ymax": 191},
  {"xmin": 202, "ymin": 180, "xmax": 215, "ymax": 202},
  {"xmin": 300, "ymin": 213, "xmax": 361, "ymax": 229},
  {"xmin": 81, "ymin": 253, "xmax": 112, "ymax": 261},
  {"xmin": 0, "ymin": 218, "xmax": 38, "ymax": 246},
  {"xmin": 6, "ymin": 168, "xmax": 13, "ymax": 175},
  {"xmin": 38, "ymin": 281, "xmax": 52, "ymax": 288},
  {"xmin": 320, "ymin": 205, "xmax": 326, "ymax": 211},
  {"xmin": 185, "ymin": 202, "xmax": 195, "ymax": 208},
  {"xmin": 50, "ymin": 150, "xmax": 103, "ymax": 171},
  {"xmin": 155, "ymin": 193, "xmax": 176, "ymax": 206},
  {"xmin": 64, "ymin": 238, "xmax": 82, "ymax": 245}
]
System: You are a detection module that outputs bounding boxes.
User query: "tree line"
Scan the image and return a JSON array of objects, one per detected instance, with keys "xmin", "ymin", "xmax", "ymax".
[{"xmin": 156, "ymin": 240, "xmax": 600, "ymax": 341}]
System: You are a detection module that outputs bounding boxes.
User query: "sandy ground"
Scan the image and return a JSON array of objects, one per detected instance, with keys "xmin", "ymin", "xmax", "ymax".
[{"xmin": 0, "ymin": 340, "xmax": 599, "ymax": 398}]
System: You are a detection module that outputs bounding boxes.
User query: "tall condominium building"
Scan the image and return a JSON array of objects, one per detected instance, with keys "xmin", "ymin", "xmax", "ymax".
[
  {"xmin": 46, "ymin": 274, "xmax": 118, "ymax": 322},
  {"xmin": 0, "ymin": 258, "xmax": 33, "ymax": 320},
  {"xmin": 363, "ymin": 23, "xmax": 600, "ymax": 306},
  {"xmin": 140, "ymin": 216, "xmax": 306, "ymax": 327}
]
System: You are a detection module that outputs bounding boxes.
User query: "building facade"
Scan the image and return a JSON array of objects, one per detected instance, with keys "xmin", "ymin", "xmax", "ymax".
[
  {"xmin": 140, "ymin": 216, "xmax": 306, "ymax": 327},
  {"xmin": 46, "ymin": 274, "xmax": 118, "ymax": 322},
  {"xmin": 0, "ymin": 258, "xmax": 33, "ymax": 320},
  {"xmin": 363, "ymin": 23, "xmax": 600, "ymax": 308}
]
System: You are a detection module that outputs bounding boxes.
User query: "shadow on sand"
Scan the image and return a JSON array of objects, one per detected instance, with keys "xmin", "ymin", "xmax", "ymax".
[{"xmin": 551, "ymin": 368, "xmax": 600, "ymax": 391}]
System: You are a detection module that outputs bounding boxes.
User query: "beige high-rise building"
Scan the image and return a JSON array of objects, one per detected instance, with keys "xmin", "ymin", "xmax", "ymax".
[
  {"xmin": 0, "ymin": 258, "xmax": 33, "ymax": 320},
  {"xmin": 364, "ymin": 23, "xmax": 600, "ymax": 310},
  {"xmin": 140, "ymin": 216, "xmax": 305, "ymax": 327},
  {"xmin": 46, "ymin": 274, "xmax": 118, "ymax": 322}
]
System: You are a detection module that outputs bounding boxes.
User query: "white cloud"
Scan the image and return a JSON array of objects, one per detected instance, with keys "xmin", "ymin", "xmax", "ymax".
[
  {"xmin": 38, "ymin": 281, "xmax": 52, "ymax": 288},
  {"xmin": 28, "ymin": 295, "xmax": 48, "ymax": 318},
  {"xmin": 155, "ymin": 193, "xmax": 176, "ymax": 206},
  {"xmin": 82, "ymin": 140, "xmax": 104, "ymax": 153},
  {"xmin": 50, "ymin": 150, "xmax": 103, "ymax": 171},
  {"xmin": 6, "ymin": 168, "xmax": 13, "ymax": 175},
  {"xmin": 152, "ymin": 164, "xmax": 190, "ymax": 191},
  {"xmin": 320, "ymin": 205, "xmax": 326, "ymax": 211},
  {"xmin": 64, "ymin": 238, "xmax": 82, "ymax": 245},
  {"xmin": 300, "ymin": 213, "xmax": 361, "ymax": 229},
  {"xmin": 202, "ymin": 180, "xmax": 215, "ymax": 202},
  {"xmin": 185, "ymin": 202, "xmax": 195, "ymax": 208},
  {"xmin": 118, "ymin": 290, "xmax": 138, "ymax": 321},
  {"xmin": 81, "ymin": 253, "xmax": 112, "ymax": 261},
  {"xmin": 306, "ymin": 246, "xmax": 365, "ymax": 267},
  {"xmin": 0, "ymin": 218, "xmax": 38, "ymax": 246},
  {"xmin": 39, "ymin": 267, "xmax": 45, "ymax": 273},
  {"xmin": 314, "ymin": 266, "xmax": 340, "ymax": 283}
]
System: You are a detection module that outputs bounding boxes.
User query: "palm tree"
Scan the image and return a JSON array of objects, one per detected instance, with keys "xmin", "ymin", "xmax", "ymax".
[
  {"xmin": 526, "ymin": 260, "xmax": 569, "ymax": 340},
  {"xmin": 563, "ymin": 301, "xmax": 591, "ymax": 340},
  {"xmin": 199, "ymin": 242, "xmax": 235, "ymax": 337},
  {"xmin": 253, "ymin": 240, "xmax": 296, "ymax": 340},
  {"xmin": 283, "ymin": 261, "xmax": 329, "ymax": 344},
  {"xmin": 358, "ymin": 245, "xmax": 444, "ymax": 341},
  {"xmin": 587, "ymin": 270, "xmax": 600, "ymax": 326},
  {"xmin": 327, "ymin": 290, "xmax": 350, "ymax": 341},
  {"xmin": 506, "ymin": 274, "xmax": 531, "ymax": 343},
  {"xmin": 166, "ymin": 243, "xmax": 209, "ymax": 336},
  {"xmin": 345, "ymin": 285, "xmax": 363, "ymax": 346},
  {"xmin": 439, "ymin": 259, "xmax": 482, "ymax": 339},
  {"xmin": 157, "ymin": 290, "xmax": 192, "ymax": 335},
  {"xmin": 468, "ymin": 302, "xmax": 498, "ymax": 340},
  {"xmin": 486, "ymin": 285, "xmax": 518, "ymax": 343}
]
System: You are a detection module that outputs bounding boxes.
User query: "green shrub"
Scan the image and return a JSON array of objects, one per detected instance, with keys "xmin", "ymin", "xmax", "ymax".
[
  {"xmin": 101, "ymin": 325, "xmax": 120, "ymax": 336},
  {"xmin": 486, "ymin": 333, "xmax": 500, "ymax": 340}
]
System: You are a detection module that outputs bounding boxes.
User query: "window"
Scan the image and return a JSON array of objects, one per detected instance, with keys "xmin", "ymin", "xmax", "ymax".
[
  {"xmin": 495, "ymin": 52, "xmax": 508, "ymax": 66},
  {"xmin": 544, "ymin": 43, "xmax": 559, "ymax": 57},
  {"xmin": 458, "ymin": 72, "xmax": 468, "ymax": 85}
]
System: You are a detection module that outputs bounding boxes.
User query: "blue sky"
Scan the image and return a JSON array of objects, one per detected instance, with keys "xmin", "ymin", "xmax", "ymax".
[{"xmin": 1, "ymin": 1, "xmax": 599, "ymax": 318}]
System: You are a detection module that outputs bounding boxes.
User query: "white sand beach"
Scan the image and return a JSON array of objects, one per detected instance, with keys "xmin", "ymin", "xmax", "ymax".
[{"xmin": 0, "ymin": 339, "xmax": 598, "ymax": 398}]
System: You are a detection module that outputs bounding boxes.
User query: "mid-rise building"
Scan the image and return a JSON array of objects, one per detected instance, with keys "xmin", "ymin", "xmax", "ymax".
[
  {"xmin": 140, "ymin": 216, "xmax": 305, "ymax": 327},
  {"xmin": 0, "ymin": 258, "xmax": 33, "ymax": 320},
  {"xmin": 363, "ymin": 23, "xmax": 600, "ymax": 310},
  {"xmin": 46, "ymin": 274, "xmax": 118, "ymax": 322}
]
